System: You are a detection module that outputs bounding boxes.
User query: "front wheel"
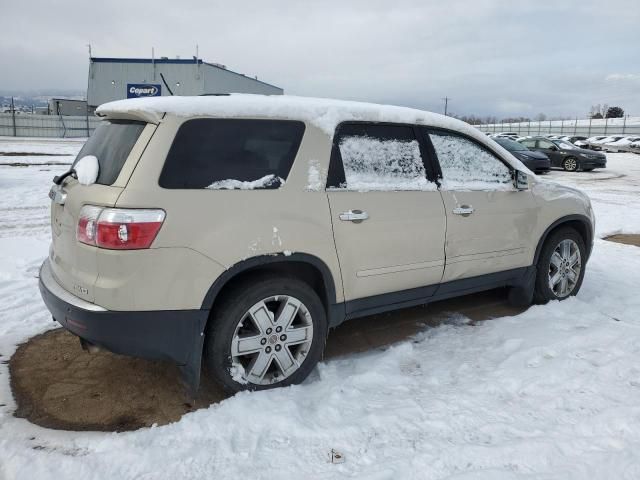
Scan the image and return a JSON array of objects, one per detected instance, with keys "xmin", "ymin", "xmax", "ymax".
[
  {"xmin": 204, "ymin": 276, "xmax": 327, "ymax": 393},
  {"xmin": 534, "ymin": 228, "xmax": 586, "ymax": 303},
  {"xmin": 562, "ymin": 157, "xmax": 578, "ymax": 171}
]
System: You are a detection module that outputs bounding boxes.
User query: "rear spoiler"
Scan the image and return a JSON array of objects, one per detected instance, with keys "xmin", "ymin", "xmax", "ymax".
[{"xmin": 95, "ymin": 102, "xmax": 164, "ymax": 125}]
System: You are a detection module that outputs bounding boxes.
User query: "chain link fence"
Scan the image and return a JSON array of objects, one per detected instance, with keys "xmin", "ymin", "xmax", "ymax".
[
  {"xmin": 0, "ymin": 112, "xmax": 102, "ymax": 138},
  {"xmin": 476, "ymin": 117, "xmax": 640, "ymax": 137}
]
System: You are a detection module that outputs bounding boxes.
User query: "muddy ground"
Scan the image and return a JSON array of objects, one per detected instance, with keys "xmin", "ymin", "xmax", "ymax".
[
  {"xmin": 9, "ymin": 289, "xmax": 521, "ymax": 432},
  {"xmin": 605, "ymin": 233, "xmax": 640, "ymax": 247}
]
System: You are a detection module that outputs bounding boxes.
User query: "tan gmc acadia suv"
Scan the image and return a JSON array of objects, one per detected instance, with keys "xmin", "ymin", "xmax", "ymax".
[{"xmin": 40, "ymin": 95, "xmax": 595, "ymax": 394}]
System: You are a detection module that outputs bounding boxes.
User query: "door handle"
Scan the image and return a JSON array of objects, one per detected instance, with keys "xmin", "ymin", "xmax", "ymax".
[
  {"xmin": 452, "ymin": 205, "xmax": 474, "ymax": 216},
  {"xmin": 339, "ymin": 209, "xmax": 369, "ymax": 223}
]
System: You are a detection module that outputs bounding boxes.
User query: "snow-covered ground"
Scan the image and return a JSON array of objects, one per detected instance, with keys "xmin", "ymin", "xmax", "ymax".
[{"xmin": 1, "ymin": 139, "xmax": 640, "ymax": 479}]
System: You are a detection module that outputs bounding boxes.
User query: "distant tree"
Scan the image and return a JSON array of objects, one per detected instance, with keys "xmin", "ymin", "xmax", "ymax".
[
  {"xmin": 591, "ymin": 112, "xmax": 603, "ymax": 119},
  {"xmin": 606, "ymin": 106, "xmax": 624, "ymax": 118},
  {"xmin": 535, "ymin": 113, "xmax": 547, "ymax": 121}
]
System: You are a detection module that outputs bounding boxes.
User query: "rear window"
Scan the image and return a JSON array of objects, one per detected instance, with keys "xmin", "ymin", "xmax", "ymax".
[
  {"xmin": 159, "ymin": 119, "xmax": 305, "ymax": 189},
  {"xmin": 72, "ymin": 120, "xmax": 146, "ymax": 185}
]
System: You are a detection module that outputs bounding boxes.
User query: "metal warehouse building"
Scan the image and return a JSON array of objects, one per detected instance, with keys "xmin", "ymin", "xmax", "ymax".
[{"xmin": 87, "ymin": 57, "xmax": 283, "ymax": 108}]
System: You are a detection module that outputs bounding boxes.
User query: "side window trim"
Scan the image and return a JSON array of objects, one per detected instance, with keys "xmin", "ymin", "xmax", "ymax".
[{"xmin": 325, "ymin": 121, "xmax": 435, "ymax": 190}]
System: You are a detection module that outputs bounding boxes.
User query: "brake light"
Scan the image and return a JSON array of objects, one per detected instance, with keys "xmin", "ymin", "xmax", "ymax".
[
  {"xmin": 76, "ymin": 205, "xmax": 102, "ymax": 245},
  {"xmin": 77, "ymin": 206, "xmax": 165, "ymax": 250}
]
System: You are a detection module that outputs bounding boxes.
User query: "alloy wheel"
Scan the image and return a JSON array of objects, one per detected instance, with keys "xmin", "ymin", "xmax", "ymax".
[
  {"xmin": 563, "ymin": 158, "xmax": 577, "ymax": 171},
  {"xmin": 230, "ymin": 295, "xmax": 314, "ymax": 385},
  {"xmin": 548, "ymin": 239, "xmax": 581, "ymax": 298}
]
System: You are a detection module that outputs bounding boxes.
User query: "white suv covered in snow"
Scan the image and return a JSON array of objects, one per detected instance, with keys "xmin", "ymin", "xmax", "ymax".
[{"xmin": 39, "ymin": 95, "xmax": 595, "ymax": 394}]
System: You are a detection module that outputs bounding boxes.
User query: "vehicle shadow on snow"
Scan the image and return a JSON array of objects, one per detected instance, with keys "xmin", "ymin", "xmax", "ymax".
[{"xmin": 9, "ymin": 288, "xmax": 523, "ymax": 432}]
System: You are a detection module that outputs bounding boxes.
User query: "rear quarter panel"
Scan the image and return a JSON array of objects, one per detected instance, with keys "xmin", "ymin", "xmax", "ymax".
[{"xmin": 115, "ymin": 116, "xmax": 344, "ymax": 307}]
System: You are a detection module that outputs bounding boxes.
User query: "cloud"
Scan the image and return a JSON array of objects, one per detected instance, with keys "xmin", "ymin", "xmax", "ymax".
[
  {"xmin": 1, "ymin": 0, "xmax": 639, "ymax": 117},
  {"xmin": 606, "ymin": 73, "xmax": 640, "ymax": 82}
]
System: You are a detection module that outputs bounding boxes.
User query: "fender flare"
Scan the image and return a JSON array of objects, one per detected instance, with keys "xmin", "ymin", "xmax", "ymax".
[
  {"xmin": 533, "ymin": 214, "xmax": 593, "ymax": 265},
  {"xmin": 200, "ymin": 253, "xmax": 341, "ymax": 318}
]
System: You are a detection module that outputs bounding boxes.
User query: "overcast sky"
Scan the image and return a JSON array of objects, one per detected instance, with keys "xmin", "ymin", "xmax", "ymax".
[{"xmin": 2, "ymin": 0, "xmax": 639, "ymax": 118}]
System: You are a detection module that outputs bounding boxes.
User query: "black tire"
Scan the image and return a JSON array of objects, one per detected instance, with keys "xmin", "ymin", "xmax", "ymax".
[
  {"xmin": 204, "ymin": 275, "xmax": 327, "ymax": 393},
  {"xmin": 533, "ymin": 227, "xmax": 586, "ymax": 304},
  {"xmin": 562, "ymin": 157, "xmax": 578, "ymax": 172}
]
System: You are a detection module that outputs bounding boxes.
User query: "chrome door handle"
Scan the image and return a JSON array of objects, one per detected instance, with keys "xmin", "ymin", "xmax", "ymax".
[
  {"xmin": 339, "ymin": 210, "xmax": 369, "ymax": 222},
  {"xmin": 452, "ymin": 205, "xmax": 474, "ymax": 216}
]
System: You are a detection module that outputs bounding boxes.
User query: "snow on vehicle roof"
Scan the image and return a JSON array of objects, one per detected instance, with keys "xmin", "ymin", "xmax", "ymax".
[
  {"xmin": 96, "ymin": 94, "xmax": 530, "ymax": 173},
  {"xmin": 97, "ymin": 94, "xmax": 471, "ymax": 137}
]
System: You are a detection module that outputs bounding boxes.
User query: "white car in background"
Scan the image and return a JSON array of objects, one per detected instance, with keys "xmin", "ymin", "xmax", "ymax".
[
  {"xmin": 591, "ymin": 135, "xmax": 625, "ymax": 151},
  {"xmin": 604, "ymin": 136, "xmax": 640, "ymax": 153},
  {"xmin": 628, "ymin": 141, "xmax": 640, "ymax": 155},
  {"xmin": 578, "ymin": 136, "xmax": 607, "ymax": 149}
]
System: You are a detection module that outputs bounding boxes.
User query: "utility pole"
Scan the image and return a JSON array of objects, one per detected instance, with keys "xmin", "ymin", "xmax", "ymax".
[{"xmin": 442, "ymin": 97, "xmax": 450, "ymax": 116}]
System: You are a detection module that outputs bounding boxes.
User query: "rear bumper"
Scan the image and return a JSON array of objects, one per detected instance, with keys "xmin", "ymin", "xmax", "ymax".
[{"xmin": 38, "ymin": 259, "xmax": 208, "ymax": 366}]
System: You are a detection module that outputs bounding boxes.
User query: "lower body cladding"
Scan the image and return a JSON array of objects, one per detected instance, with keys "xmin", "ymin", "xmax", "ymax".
[{"xmin": 39, "ymin": 259, "xmax": 208, "ymax": 395}]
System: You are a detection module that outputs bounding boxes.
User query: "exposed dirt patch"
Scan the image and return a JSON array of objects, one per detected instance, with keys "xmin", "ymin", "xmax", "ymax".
[
  {"xmin": 10, "ymin": 289, "xmax": 522, "ymax": 432},
  {"xmin": 604, "ymin": 234, "xmax": 640, "ymax": 247}
]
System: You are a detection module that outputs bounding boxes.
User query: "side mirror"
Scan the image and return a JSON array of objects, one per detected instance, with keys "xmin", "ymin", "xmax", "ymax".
[
  {"xmin": 514, "ymin": 170, "xmax": 529, "ymax": 190},
  {"xmin": 548, "ymin": 145, "xmax": 558, "ymax": 151}
]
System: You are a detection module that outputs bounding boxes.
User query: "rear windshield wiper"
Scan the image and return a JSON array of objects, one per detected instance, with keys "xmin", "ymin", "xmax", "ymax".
[{"xmin": 53, "ymin": 168, "xmax": 77, "ymax": 185}]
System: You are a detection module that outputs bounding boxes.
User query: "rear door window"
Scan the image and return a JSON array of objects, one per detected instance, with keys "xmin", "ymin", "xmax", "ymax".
[
  {"xmin": 73, "ymin": 120, "xmax": 146, "ymax": 185},
  {"xmin": 327, "ymin": 123, "xmax": 434, "ymax": 191},
  {"xmin": 159, "ymin": 119, "xmax": 305, "ymax": 189}
]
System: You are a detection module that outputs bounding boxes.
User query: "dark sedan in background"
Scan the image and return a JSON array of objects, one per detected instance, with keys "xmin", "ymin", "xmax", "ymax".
[
  {"xmin": 493, "ymin": 137, "xmax": 551, "ymax": 173},
  {"xmin": 518, "ymin": 137, "xmax": 606, "ymax": 172}
]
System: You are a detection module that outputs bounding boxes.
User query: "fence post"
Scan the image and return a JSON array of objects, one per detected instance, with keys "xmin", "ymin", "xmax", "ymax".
[
  {"xmin": 86, "ymin": 107, "xmax": 90, "ymax": 137},
  {"xmin": 528, "ymin": 120, "xmax": 531, "ymax": 136},
  {"xmin": 574, "ymin": 117, "xmax": 577, "ymax": 136},
  {"xmin": 604, "ymin": 117, "xmax": 608, "ymax": 135},
  {"xmin": 623, "ymin": 115, "xmax": 627, "ymax": 134},
  {"xmin": 538, "ymin": 121, "xmax": 541, "ymax": 135},
  {"xmin": 561, "ymin": 119, "xmax": 564, "ymax": 135},
  {"xmin": 588, "ymin": 117, "xmax": 592, "ymax": 137},
  {"xmin": 549, "ymin": 119, "xmax": 552, "ymax": 135},
  {"xmin": 11, "ymin": 96, "xmax": 16, "ymax": 137}
]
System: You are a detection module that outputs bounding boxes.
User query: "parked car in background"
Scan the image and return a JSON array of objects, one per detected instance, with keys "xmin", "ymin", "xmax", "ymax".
[
  {"xmin": 493, "ymin": 137, "xmax": 551, "ymax": 173},
  {"xmin": 629, "ymin": 141, "xmax": 640, "ymax": 154},
  {"xmin": 565, "ymin": 136, "xmax": 587, "ymax": 145},
  {"xmin": 39, "ymin": 95, "xmax": 595, "ymax": 393},
  {"xmin": 580, "ymin": 136, "xmax": 608, "ymax": 149},
  {"xmin": 496, "ymin": 132, "xmax": 520, "ymax": 139},
  {"xmin": 518, "ymin": 137, "xmax": 606, "ymax": 171},
  {"xmin": 604, "ymin": 136, "xmax": 640, "ymax": 153},
  {"xmin": 590, "ymin": 135, "xmax": 625, "ymax": 151}
]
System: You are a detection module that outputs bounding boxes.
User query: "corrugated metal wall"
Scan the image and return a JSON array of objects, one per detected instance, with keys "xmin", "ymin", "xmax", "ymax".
[
  {"xmin": 88, "ymin": 59, "xmax": 283, "ymax": 106},
  {"xmin": 0, "ymin": 113, "xmax": 101, "ymax": 138},
  {"xmin": 203, "ymin": 67, "xmax": 282, "ymax": 95},
  {"xmin": 88, "ymin": 61, "xmax": 205, "ymax": 106}
]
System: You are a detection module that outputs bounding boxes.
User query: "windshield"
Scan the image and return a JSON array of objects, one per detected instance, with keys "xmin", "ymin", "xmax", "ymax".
[
  {"xmin": 72, "ymin": 120, "xmax": 146, "ymax": 185},
  {"xmin": 553, "ymin": 140, "xmax": 576, "ymax": 150},
  {"xmin": 495, "ymin": 137, "xmax": 528, "ymax": 151}
]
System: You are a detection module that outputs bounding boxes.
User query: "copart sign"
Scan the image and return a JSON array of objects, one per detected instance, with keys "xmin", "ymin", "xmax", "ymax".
[{"xmin": 127, "ymin": 84, "xmax": 161, "ymax": 98}]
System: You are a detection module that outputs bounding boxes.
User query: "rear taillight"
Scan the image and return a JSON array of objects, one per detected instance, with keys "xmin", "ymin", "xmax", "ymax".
[{"xmin": 77, "ymin": 206, "xmax": 165, "ymax": 250}]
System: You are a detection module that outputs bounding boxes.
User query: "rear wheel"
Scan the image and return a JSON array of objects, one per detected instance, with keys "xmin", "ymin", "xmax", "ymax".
[
  {"xmin": 562, "ymin": 157, "xmax": 578, "ymax": 171},
  {"xmin": 204, "ymin": 276, "xmax": 327, "ymax": 393},
  {"xmin": 533, "ymin": 228, "xmax": 586, "ymax": 304}
]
